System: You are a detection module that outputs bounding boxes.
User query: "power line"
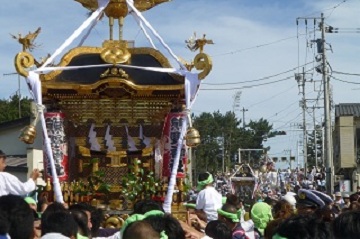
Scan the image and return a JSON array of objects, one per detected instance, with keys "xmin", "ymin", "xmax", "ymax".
[
  {"xmin": 246, "ymin": 84, "xmax": 297, "ymax": 108},
  {"xmin": 203, "ymin": 62, "xmax": 314, "ymax": 86},
  {"xmin": 332, "ymin": 70, "xmax": 360, "ymax": 76},
  {"xmin": 201, "ymin": 75, "xmax": 293, "ymax": 91},
  {"xmin": 331, "ymin": 75, "xmax": 360, "ymax": 84},
  {"xmin": 273, "ymin": 112, "xmax": 303, "ymax": 131},
  {"xmin": 303, "ymin": 0, "xmax": 348, "ymax": 18},
  {"xmin": 211, "ymin": 33, "xmax": 310, "ymax": 58}
]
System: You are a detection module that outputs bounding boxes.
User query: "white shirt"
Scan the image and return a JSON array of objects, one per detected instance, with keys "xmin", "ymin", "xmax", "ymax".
[
  {"xmin": 94, "ymin": 231, "xmax": 121, "ymax": 239},
  {"xmin": 266, "ymin": 171, "xmax": 278, "ymax": 188},
  {"xmin": 201, "ymin": 236, "xmax": 213, "ymax": 239},
  {"xmin": 0, "ymin": 172, "xmax": 36, "ymax": 196},
  {"xmin": 196, "ymin": 186, "xmax": 222, "ymax": 222},
  {"xmin": 41, "ymin": 233, "xmax": 71, "ymax": 239},
  {"xmin": 242, "ymin": 219, "xmax": 256, "ymax": 239}
]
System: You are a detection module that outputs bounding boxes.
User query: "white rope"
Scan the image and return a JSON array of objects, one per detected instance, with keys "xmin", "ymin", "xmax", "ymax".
[
  {"xmin": 25, "ymin": 0, "xmax": 110, "ymax": 203},
  {"xmin": 130, "ymin": 11, "xmax": 157, "ymax": 49},
  {"xmin": 24, "ymin": 0, "xmax": 204, "ymax": 209},
  {"xmin": 125, "ymin": 0, "xmax": 186, "ymax": 70},
  {"xmin": 39, "ymin": 0, "xmax": 110, "ymax": 69}
]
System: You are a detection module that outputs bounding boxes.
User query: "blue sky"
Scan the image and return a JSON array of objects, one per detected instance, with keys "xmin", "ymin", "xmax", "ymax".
[{"xmin": 1, "ymin": 0, "xmax": 360, "ymax": 168}]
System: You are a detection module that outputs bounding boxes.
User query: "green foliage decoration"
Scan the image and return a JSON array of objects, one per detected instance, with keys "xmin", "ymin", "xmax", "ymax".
[{"xmin": 121, "ymin": 158, "xmax": 160, "ymax": 203}]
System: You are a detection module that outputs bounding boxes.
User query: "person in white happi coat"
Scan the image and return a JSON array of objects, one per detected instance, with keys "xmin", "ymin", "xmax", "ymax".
[
  {"xmin": 0, "ymin": 149, "xmax": 40, "ymax": 196},
  {"xmin": 195, "ymin": 172, "xmax": 223, "ymax": 222}
]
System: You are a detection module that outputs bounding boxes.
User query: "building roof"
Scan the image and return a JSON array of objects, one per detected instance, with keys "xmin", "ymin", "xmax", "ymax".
[
  {"xmin": 5, "ymin": 155, "xmax": 27, "ymax": 167},
  {"xmin": 3, "ymin": 155, "xmax": 27, "ymax": 172},
  {"xmin": 335, "ymin": 103, "xmax": 360, "ymax": 118},
  {"xmin": 0, "ymin": 117, "xmax": 30, "ymax": 131}
]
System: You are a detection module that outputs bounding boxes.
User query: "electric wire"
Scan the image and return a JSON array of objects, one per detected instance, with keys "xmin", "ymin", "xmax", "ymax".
[
  {"xmin": 203, "ymin": 62, "xmax": 314, "ymax": 86},
  {"xmin": 246, "ymin": 84, "xmax": 297, "ymax": 108},
  {"xmin": 304, "ymin": 0, "xmax": 348, "ymax": 18},
  {"xmin": 211, "ymin": 33, "xmax": 310, "ymax": 58},
  {"xmin": 331, "ymin": 75, "xmax": 360, "ymax": 84},
  {"xmin": 332, "ymin": 70, "xmax": 360, "ymax": 76},
  {"xmin": 200, "ymin": 75, "xmax": 293, "ymax": 91},
  {"xmin": 273, "ymin": 112, "xmax": 303, "ymax": 131}
]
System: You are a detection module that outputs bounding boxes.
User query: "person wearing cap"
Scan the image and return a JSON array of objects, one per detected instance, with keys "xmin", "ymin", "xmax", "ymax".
[
  {"xmin": 343, "ymin": 194, "xmax": 350, "ymax": 209},
  {"xmin": 281, "ymin": 192, "xmax": 296, "ymax": 210},
  {"xmin": 195, "ymin": 172, "xmax": 222, "ymax": 222},
  {"xmin": 296, "ymin": 189, "xmax": 325, "ymax": 215},
  {"xmin": 0, "ymin": 149, "xmax": 40, "ymax": 196},
  {"xmin": 334, "ymin": 192, "xmax": 344, "ymax": 209}
]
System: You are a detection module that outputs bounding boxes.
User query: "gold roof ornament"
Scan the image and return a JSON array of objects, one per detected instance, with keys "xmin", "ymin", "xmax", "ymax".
[
  {"xmin": 184, "ymin": 33, "xmax": 213, "ymax": 80},
  {"xmin": 74, "ymin": 0, "xmax": 171, "ymax": 18},
  {"xmin": 10, "ymin": 27, "xmax": 41, "ymax": 52},
  {"xmin": 185, "ymin": 33, "xmax": 214, "ymax": 53}
]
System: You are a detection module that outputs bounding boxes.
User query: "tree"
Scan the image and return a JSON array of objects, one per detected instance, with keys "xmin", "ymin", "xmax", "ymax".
[
  {"xmin": 0, "ymin": 94, "xmax": 32, "ymax": 123},
  {"xmin": 307, "ymin": 124, "xmax": 323, "ymax": 167},
  {"xmin": 192, "ymin": 111, "xmax": 275, "ymax": 174}
]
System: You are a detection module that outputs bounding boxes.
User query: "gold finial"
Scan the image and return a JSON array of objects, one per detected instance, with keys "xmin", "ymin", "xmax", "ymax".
[
  {"xmin": 185, "ymin": 32, "xmax": 214, "ymax": 53},
  {"xmin": 10, "ymin": 27, "xmax": 41, "ymax": 52},
  {"xmin": 74, "ymin": 0, "xmax": 171, "ymax": 19}
]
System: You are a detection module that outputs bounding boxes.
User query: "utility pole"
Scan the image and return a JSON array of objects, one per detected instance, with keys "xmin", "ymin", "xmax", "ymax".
[
  {"xmin": 295, "ymin": 68, "xmax": 307, "ymax": 175},
  {"xmin": 240, "ymin": 107, "xmax": 248, "ymax": 128},
  {"xmin": 312, "ymin": 106, "xmax": 324, "ymax": 169},
  {"xmin": 297, "ymin": 140, "xmax": 300, "ymax": 169},
  {"xmin": 313, "ymin": 106, "xmax": 318, "ymax": 169},
  {"xmin": 320, "ymin": 13, "xmax": 334, "ymax": 194}
]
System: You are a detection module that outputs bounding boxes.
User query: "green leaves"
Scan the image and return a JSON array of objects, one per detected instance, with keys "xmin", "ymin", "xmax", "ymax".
[
  {"xmin": 0, "ymin": 94, "xmax": 32, "ymax": 123},
  {"xmin": 121, "ymin": 159, "xmax": 160, "ymax": 203},
  {"xmin": 192, "ymin": 112, "xmax": 274, "ymax": 172}
]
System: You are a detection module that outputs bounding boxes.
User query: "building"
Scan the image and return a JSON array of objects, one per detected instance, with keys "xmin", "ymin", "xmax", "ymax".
[
  {"xmin": 0, "ymin": 117, "xmax": 45, "ymax": 185},
  {"xmin": 333, "ymin": 103, "xmax": 360, "ymax": 192}
]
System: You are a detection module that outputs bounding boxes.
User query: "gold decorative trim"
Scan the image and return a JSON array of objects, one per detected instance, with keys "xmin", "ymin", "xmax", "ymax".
[
  {"xmin": 14, "ymin": 51, "xmax": 35, "ymax": 77},
  {"xmin": 193, "ymin": 52, "xmax": 212, "ymax": 80},
  {"xmin": 42, "ymin": 78, "xmax": 184, "ymax": 95},
  {"xmin": 100, "ymin": 46, "xmax": 131, "ymax": 64},
  {"xmin": 41, "ymin": 46, "xmax": 103, "ymax": 81},
  {"xmin": 74, "ymin": 0, "xmax": 171, "ymax": 18},
  {"xmin": 40, "ymin": 44, "xmax": 182, "ymax": 82}
]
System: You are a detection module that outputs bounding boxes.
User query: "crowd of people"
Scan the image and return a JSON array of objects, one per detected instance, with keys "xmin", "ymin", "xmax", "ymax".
[
  {"xmin": 185, "ymin": 171, "xmax": 360, "ymax": 239},
  {"xmin": 2, "ymin": 148, "xmax": 360, "ymax": 239}
]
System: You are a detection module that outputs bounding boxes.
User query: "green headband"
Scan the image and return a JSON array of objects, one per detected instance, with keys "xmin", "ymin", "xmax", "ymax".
[
  {"xmin": 237, "ymin": 209, "xmax": 242, "ymax": 219},
  {"xmin": 120, "ymin": 210, "xmax": 166, "ymax": 238},
  {"xmin": 24, "ymin": 197, "xmax": 37, "ymax": 205},
  {"xmin": 197, "ymin": 174, "xmax": 214, "ymax": 190},
  {"xmin": 160, "ymin": 231, "xmax": 168, "ymax": 239},
  {"xmin": 217, "ymin": 209, "xmax": 239, "ymax": 223},
  {"xmin": 77, "ymin": 233, "xmax": 88, "ymax": 239},
  {"xmin": 272, "ymin": 233, "xmax": 288, "ymax": 239},
  {"xmin": 184, "ymin": 203, "xmax": 196, "ymax": 209}
]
